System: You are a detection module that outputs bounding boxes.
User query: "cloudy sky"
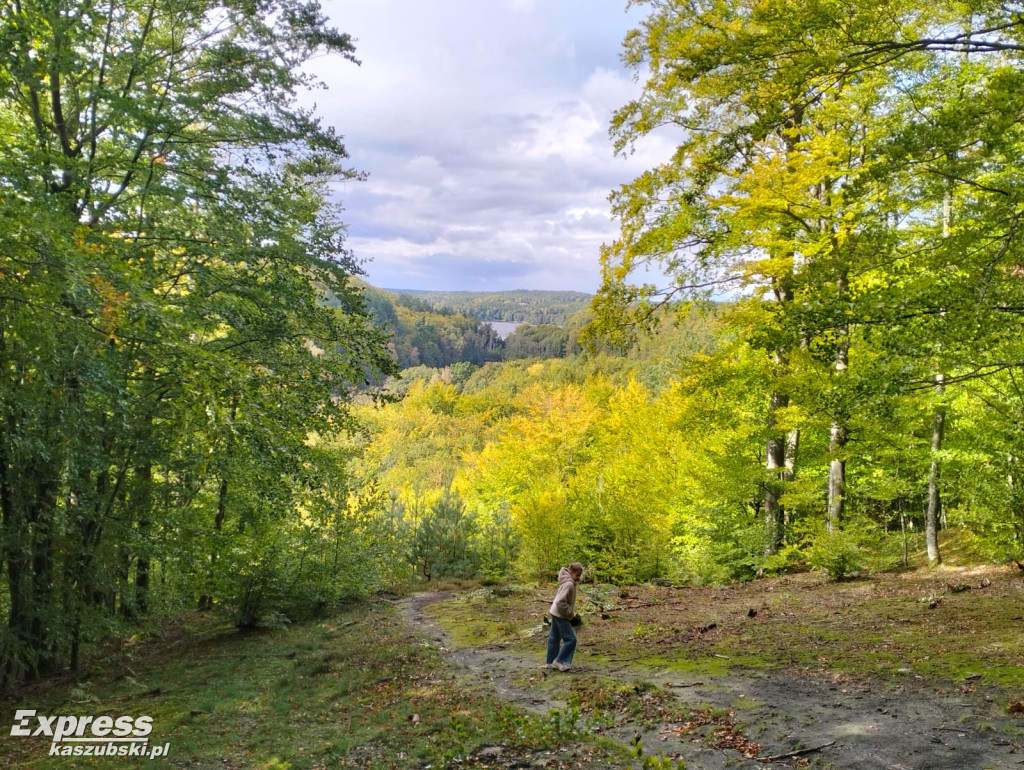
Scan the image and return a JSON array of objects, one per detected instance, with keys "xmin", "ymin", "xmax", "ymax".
[{"xmin": 308, "ymin": 0, "xmax": 670, "ymax": 292}]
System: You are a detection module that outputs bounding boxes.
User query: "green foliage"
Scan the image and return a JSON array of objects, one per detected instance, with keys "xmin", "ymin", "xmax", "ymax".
[
  {"xmin": 393, "ymin": 289, "xmax": 592, "ymax": 325},
  {"xmin": 0, "ymin": 0, "xmax": 395, "ymax": 683},
  {"xmin": 504, "ymin": 323, "xmax": 573, "ymax": 359},
  {"xmin": 630, "ymin": 734, "xmax": 687, "ymax": 770},
  {"xmin": 499, "ymin": 706, "xmax": 590, "ymax": 746},
  {"xmin": 409, "ymin": 492, "xmax": 481, "ymax": 580},
  {"xmin": 477, "ymin": 504, "xmax": 521, "ymax": 580},
  {"xmin": 585, "ymin": 0, "xmax": 1024, "ymax": 575},
  {"xmin": 807, "ymin": 530, "xmax": 865, "ymax": 582},
  {"xmin": 673, "ymin": 512, "xmax": 770, "ymax": 585},
  {"xmin": 221, "ymin": 505, "xmax": 392, "ymax": 628}
]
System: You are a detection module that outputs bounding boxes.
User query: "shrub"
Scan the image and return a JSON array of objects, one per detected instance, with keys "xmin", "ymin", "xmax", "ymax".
[{"xmin": 807, "ymin": 529, "xmax": 864, "ymax": 581}]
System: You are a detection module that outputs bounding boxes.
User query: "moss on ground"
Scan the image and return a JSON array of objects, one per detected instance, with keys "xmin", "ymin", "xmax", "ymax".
[
  {"xmin": 428, "ymin": 565, "xmax": 1024, "ymax": 695},
  {"xmin": 0, "ymin": 603, "xmax": 623, "ymax": 769}
]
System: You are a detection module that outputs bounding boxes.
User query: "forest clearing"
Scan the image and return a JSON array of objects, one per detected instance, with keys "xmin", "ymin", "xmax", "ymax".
[
  {"xmin": 413, "ymin": 563, "xmax": 1024, "ymax": 769},
  {"xmin": 4, "ymin": 555, "xmax": 1024, "ymax": 768}
]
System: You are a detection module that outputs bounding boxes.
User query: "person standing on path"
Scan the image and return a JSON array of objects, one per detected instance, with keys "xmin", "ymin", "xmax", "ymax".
[{"xmin": 546, "ymin": 562, "xmax": 583, "ymax": 671}]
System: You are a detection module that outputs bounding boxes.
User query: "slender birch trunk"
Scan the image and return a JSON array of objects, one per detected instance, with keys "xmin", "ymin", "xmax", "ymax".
[
  {"xmin": 926, "ymin": 374, "xmax": 945, "ymax": 564},
  {"xmin": 827, "ymin": 271, "xmax": 849, "ymax": 532},
  {"xmin": 764, "ymin": 379, "xmax": 789, "ymax": 555}
]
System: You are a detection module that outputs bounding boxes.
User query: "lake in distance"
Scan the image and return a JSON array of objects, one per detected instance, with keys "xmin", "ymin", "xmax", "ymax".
[{"xmin": 486, "ymin": 321, "xmax": 525, "ymax": 339}]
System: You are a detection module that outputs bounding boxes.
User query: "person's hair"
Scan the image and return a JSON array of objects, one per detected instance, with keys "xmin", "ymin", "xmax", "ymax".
[{"xmin": 569, "ymin": 562, "xmax": 583, "ymax": 576}]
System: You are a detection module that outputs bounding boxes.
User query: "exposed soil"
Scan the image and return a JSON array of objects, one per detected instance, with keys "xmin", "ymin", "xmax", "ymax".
[{"xmin": 402, "ymin": 568, "xmax": 1024, "ymax": 769}]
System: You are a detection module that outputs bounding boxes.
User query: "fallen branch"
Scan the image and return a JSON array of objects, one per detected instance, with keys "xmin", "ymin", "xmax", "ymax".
[
  {"xmin": 668, "ymin": 682, "xmax": 705, "ymax": 687},
  {"xmin": 755, "ymin": 740, "xmax": 836, "ymax": 762},
  {"xmin": 933, "ymin": 726, "xmax": 968, "ymax": 734}
]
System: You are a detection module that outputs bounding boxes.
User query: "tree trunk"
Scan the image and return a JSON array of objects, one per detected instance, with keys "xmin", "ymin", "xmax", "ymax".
[
  {"xmin": 764, "ymin": 383, "xmax": 789, "ymax": 555},
  {"xmin": 135, "ymin": 524, "xmax": 151, "ymax": 615},
  {"xmin": 926, "ymin": 375, "xmax": 945, "ymax": 565},
  {"xmin": 21, "ymin": 478, "xmax": 61, "ymax": 679},
  {"xmin": 784, "ymin": 429, "xmax": 799, "ymax": 482},
  {"xmin": 900, "ymin": 503, "xmax": 909, "ymax": 569},
  {"xmin": 199, "ymin": 395, "xmax": 237, "ymax": 612},
  {"xmin": 198, "ymin": 475, "xmax": 228, "ymax": 612},
  {"xmin": 134, "ymin": 460, "xmax": 152, "ymax": 617},
  {"xmin": 1, "ymin": 367, "xmax": 65, "ymax": 684},
  {"xmin": 827, "ymin": 423, "xmax": 847, "ymax": 532},
  {"xmin": 822, "ymin": 174, "xmax": 849, "ymax": 533},
  {"xmin": 827, "ymin": 296, "xmax": 849, "ymax": 531},
  {"xmin": 925, "ymin": 174, "xmax": 953, "ymax": 566},
  {"xmin": 762, "ymin": 104, "xmax": 804, "ymax": 556}
]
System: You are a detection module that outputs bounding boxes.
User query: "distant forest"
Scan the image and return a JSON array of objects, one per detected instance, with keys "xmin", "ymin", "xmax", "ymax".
[
  {"xmin": 385, "ymin": 289, "xmax": 592, "ymax": 325},
  {"xmin": 357, "ymin": 284, "xmax": 589, "ymax": 368}
]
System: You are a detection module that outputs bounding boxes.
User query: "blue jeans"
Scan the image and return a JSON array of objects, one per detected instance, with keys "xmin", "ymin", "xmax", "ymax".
[{"xmin": 546, "ymin": 615, "xmax": 577, "ymax": 666}]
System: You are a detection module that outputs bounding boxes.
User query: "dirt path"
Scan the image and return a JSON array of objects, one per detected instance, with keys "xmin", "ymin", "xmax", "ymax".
[{"xmin": 402, "ymin": 591, "xmax": 1024, "ymax": 769}]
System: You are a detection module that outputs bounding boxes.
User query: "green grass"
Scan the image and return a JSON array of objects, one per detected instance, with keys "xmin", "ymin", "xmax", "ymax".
[
  {"xmin": 0, "ymin": 604, "xmax": 622, "ymax": 769},
  {"xmin": 425, "ymin": 587, "xmax": 544, "ymax": 650}
]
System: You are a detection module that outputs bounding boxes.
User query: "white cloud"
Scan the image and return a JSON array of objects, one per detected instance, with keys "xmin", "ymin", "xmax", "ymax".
[
  {"xmin": 582, "ymin": 66, "xmax": 639, "ymax": 117},
  {"xmin": 308, "ymin": 0, "xmax": 660, "ymax": 291}
]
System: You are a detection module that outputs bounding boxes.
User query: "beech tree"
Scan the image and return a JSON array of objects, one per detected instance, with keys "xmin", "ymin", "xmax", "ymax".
[
  {"xmin": 589, "ymin": 0, "xmax": 900, "ymax": 550},
  {"xmin": 590, "ymin": 0, "xmax": 1024, "ymax": 558},
  {"xmin": 0, "ymin": 0, "xmax": 393, "ymax": 684}
]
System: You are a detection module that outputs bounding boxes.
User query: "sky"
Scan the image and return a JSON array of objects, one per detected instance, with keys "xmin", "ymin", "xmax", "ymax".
[{"xmin": 307, "ymin": 0, "xmax": 672, "ymax": 293}]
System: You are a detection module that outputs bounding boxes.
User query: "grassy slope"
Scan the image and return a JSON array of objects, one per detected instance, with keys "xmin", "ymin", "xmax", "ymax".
[{"xmin": 0, "ymin": 602, "xmax": 622, "ymax": 769}]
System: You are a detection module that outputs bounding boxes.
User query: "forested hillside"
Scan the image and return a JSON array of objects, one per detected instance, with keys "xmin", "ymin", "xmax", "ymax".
[
  {"xmin": 357, "ymin": 282, "xmax": 586, "ymax": 368},
  {"xmin": 342, "ymin": 294, "xmax": 1024, "ymax": 585},
  {"xmin": 358, "ymin": 285, "xmax": 504, "ymax": 367},
  {"xmin": 389, "ymin": 289, "xmax": 592, "ymax": 325}
]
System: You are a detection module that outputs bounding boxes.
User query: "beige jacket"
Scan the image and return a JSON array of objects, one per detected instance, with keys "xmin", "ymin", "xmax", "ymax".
[{"xmin": 549, "ymin": 566, "xmax": 578, "ymax": 620}]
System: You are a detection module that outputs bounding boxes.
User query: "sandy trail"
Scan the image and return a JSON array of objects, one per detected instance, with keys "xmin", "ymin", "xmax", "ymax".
[{"xmin": 402, "ymin": 591, "xmax": 1024, "ymax": 769}]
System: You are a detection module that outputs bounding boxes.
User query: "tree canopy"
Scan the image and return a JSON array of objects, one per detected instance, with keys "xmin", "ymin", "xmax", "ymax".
[
  {"xmin": 589, "ymin": 0, "xmax": 1024, "ymax": 565},
  {"xmin": 0, "ymin": 0, "xmax": 394, "ymax": 684}
]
